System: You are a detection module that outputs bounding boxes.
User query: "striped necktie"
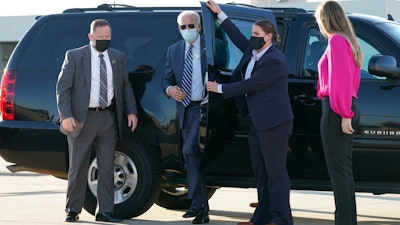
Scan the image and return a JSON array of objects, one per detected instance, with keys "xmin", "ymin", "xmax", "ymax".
[
  {"xmin": 99, "ymin": 54, "xmax": 108, "ymax": 109},
  {"xmin": 181, "ymin": 45, "xmax": 193, "ymax": 107}
]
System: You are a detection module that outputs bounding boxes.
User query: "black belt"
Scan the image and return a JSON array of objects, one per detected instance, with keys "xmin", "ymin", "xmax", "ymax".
[
  {"xmin": 188, "ymin": 101, "xmax": 202, "ymax": 106},
  {"xmin": 88, "ymin": 106, "xmax": 110, "ymax": 111}
]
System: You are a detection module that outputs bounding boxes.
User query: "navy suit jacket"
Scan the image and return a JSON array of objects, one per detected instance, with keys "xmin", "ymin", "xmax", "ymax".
[
  {"xmin": 56, "ymin": 44, "xmax": 137, "ymax": 138},
  {"xmin": 220, "ymin": 18, "xmax": 293, "ymax": 131},
  {"xmin": 162, "ymin": 38, "xmax": 207, "ymax": 129}
]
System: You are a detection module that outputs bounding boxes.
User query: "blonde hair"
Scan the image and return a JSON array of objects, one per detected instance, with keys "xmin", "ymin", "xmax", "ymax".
[{"xmin": 315, "ymin": 0, "xmax": 363, "ymax": 67}]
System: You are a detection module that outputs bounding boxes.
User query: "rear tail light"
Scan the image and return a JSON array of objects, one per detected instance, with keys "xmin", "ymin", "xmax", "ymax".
[{"xmin": 0, "ymin": 70, "xmax": 17, "ymax": 120}]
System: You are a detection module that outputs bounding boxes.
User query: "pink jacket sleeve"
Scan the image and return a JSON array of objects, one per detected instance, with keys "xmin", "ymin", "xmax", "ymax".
[{"xmin": 327, "ymin": 35, "xmax": 355, "ymax": 118}]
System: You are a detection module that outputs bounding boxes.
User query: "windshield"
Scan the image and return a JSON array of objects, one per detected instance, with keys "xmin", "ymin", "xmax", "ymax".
[{"xmin": 377, "ymin": 22, "xmax": 400, "ymax": 43}]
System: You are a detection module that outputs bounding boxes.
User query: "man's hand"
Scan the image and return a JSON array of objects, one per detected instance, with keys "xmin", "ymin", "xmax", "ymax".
[
  {"xmin": 61, "ymin": 117, "xmax": 77, "ymax": 132},
  {"xmin": 127, "ymin": 114, "xmax": 138, "ymax": 132},
  {"xmin": 167, "ymin": 85, "xmax": 187, "ymax": 102},
  {"xmin": 206, "ymin": 0, "xmax": 222, "ymax": 14}
]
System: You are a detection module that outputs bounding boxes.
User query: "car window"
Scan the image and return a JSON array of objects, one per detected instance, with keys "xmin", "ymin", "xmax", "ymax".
[
  {"xmin": 377, "ymin": 22, "xmax": 400, "ymax": 44},
  {"xmin": 302, "ymin": 28, "xmax": 385, "ymax": 80},
  {"xmin": 357, "ymin": 37, "xmax": 385, "ymax": 80},
  {"xmin": 19, "ymin": 14, "xmax": 181, "ymax": 73},
  {"xmin": 54, "ymin": 28, "xmax": 157, "ymax": 72},
  {"xmin": 213, "ymin": 18, "xmax": 252, "ymax": 71},
  {"xmin": 303, "ymin": 29, "xmax": 326, "ymax": 78},
  {"xmin": 212, "ymin": 18, "xmax": 284, "ymax": 73}
]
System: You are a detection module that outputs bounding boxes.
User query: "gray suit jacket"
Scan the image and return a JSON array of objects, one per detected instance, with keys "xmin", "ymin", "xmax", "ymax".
[{"xmin": 56, "ymin": 44, "xmax": 137, "ymax": 138}]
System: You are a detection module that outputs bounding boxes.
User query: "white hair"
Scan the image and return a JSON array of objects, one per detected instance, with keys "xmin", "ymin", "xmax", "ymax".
[{"xmin": 177, "ymin": 11, "xmax": 201, "ymax": 25}]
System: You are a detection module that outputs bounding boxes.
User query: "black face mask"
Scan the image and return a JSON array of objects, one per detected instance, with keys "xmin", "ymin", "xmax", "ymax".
[
  {"xmin": 249, "ymin": 36, "xmax": 265, "ymax": 50},
  {"xmin": 95, "ymin": 39, "xmax": 111, "ymax": 52}
]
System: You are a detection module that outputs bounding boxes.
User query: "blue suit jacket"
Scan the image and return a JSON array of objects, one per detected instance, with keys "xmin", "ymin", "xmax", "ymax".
[
  {"xmin": 220, "ymin": 18, "xmax": 294, "ymax": 131},
  {"xmin": 162, "ymin": 38, "xmax": 207, "ymax": 129}
]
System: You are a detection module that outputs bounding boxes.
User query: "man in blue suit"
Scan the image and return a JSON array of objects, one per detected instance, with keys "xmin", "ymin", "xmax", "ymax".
[
  {"xmin": 207, "ymin": 1, "xmax": 294, "ymax": 225},
  {"xmin": 161, "ymin": 11, "xmax": 209, "ymax": 224}
]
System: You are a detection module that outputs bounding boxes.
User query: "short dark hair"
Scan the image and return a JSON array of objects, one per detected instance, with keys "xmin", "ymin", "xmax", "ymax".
[{"xmin": 90, "ymin": 19, "xmax": 111, "ymax": 34}]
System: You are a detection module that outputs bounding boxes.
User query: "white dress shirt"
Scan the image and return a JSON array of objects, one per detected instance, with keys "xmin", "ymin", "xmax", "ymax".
[
  {"xmin": 166, "ymin": 36, "xmax": 204, "ymax": 101},
  {"xmin": 89, "ymin": 45, "xmax": 114, "ymax": 108},
  {"xmin": 186, "ymin": 36, "xmax": 204, "ymax": 101}
]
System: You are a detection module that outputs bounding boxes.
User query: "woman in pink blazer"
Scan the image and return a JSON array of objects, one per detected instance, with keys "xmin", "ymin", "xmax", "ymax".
[{"xmin": 315, "ymin": 1, "xmax": 363, "ymax": 225}]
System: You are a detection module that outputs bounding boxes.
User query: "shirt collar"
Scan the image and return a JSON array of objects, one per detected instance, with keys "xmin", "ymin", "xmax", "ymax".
[
  {"xmin": 90, "ymin": 44, "xmax": 109, "ymax": 58},
  {"xmin": 185, "ymin": 35, "xmax": 201, "ymax": 49},
  {"xmin": 251, "ymin": 44, "xmax": 271, "ymax": 60}
]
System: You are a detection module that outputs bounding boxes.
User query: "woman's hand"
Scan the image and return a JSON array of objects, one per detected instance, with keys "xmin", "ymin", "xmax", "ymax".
[
  {"xmin": 341, "ymin": 118, "xmax": 354, "ymax": 134},
  {"xmin": 206, "ymin": 0, "xmax": 222, "ymax": 14},
  {"xmin": 206, "ymin": 81, "xmax": 220, "ymax": 93}
]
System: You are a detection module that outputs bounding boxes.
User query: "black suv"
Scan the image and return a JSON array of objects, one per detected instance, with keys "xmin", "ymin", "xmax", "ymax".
[{"xmin": 1, "ymin": 3, "xmax": 400, "ymax": 218}]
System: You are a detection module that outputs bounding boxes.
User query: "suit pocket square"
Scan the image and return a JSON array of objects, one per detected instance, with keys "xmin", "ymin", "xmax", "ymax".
[{"xmin": 60, "ymin": 123, "xmax": 84, "ymax": 138}]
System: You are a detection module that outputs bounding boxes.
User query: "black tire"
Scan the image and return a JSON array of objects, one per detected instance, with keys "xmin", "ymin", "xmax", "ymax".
[
  {"xmin": 155, "ymin": 185, "xmax": 218, "ymax": 210},
  {"xmin": 83, "ymin": 139, "xmax": 162, "ymax": 218}
]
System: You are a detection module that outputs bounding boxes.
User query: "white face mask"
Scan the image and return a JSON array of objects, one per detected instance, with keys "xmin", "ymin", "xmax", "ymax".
[{"xmin": 181, "ymin": 29, "xmax": 198, "ymax": 44}]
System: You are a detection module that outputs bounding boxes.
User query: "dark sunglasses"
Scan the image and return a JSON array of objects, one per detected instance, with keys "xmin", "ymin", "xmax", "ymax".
[{"xmin": 180, "ymin": 24, "xmax": 195, "ymax": 30}]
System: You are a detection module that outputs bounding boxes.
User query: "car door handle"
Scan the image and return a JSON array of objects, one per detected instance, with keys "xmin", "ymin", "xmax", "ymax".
[{"xmin": 293, "ymin": 94, "xmax": 319, "ymax": 106}]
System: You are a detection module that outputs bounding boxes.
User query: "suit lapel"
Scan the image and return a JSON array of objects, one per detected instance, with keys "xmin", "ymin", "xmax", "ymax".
[
  {"xmin": 200, "ymin": 37, "xmax": 207, "ymax": 83},
  {"xmin": 83, "ymin": 45, "xmax": 92, "ymax": 96},
  {"xmin": 256, "ymin": 45, "xmax": 275, "ymax": 68},
  {"xmin": 239, "ymin": 46, "xmax": 276, "ymax": 77},
  {"xmin": 177, "ymin": 41, "xmax": 185, "ymax": 84},
  {"xmin": 108, "ymin": 48, "xmax": 118, "ymax": 95},
  {"xmin": 234, "ymin": 52, "xmax": 252, "ymax": 80}
]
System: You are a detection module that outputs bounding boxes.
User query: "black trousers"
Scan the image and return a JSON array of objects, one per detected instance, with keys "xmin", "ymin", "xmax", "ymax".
[
  {"xmin": 249, "ymin": 120, "xmax": 293, "ymax": 225},
  {"xmin": 320, "ymin": 97, "xmax": 360, "ymax": 225}
]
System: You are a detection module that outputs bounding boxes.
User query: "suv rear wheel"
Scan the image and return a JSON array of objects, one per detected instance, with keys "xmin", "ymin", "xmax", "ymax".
[{"xmin": 83, "ymin": 139, "xmax": 162, "ymax": 218}]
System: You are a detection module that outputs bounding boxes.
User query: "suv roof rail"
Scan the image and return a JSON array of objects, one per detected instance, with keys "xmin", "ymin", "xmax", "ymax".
[
  {"xmin": 225, "ymin": 3, "xmax": 306, "ymax": 14},
  {"xmin": 263, "ymin": 7, "xmax": 307, "ymax": 13},
  {"xmin": 63, "ymin": 3, "xmax": 136, "ymax": 13},
  {"xmin": 226, "ymin": 2, "xmax": 256, "ymax": 8},
  {"xmin": 63, "ymin": 3, "xmax": 199, "ymax": 13}
]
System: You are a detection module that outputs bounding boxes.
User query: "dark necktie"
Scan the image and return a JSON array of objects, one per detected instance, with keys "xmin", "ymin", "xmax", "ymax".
[
  {"xmin": 181, "ymin": 45, "xmax": 193, "ymax": 107},
  {"xmin": 99, "ymin": 54, "xmax": 108, "ymax": 109}
]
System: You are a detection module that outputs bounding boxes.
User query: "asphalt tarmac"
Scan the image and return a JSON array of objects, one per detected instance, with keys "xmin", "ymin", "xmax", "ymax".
[{"xmin": 1, "ymin": 157, "xmax": 400, "ymax": 225}]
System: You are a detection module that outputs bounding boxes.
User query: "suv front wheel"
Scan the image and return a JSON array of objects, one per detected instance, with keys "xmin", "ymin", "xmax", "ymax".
[{"xmin": 83, "ymin": 139, "xmax": 162, "ymax": 218}]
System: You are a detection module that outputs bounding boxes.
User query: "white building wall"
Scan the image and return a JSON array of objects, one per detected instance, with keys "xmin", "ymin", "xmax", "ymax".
[
  {"xmin": 386, "ymin": 0, "xmax": 400, "ymax": 20},
  {"xmin": 0, "ymin": 16, "xmax": 36, "ymax": 42},
  {"xmin": 0, "ymin": 16, "xmax": 36, "ymax": 73},
  {"xmin": 253, "ymin": 0, "xmax": 399, "ymax": 21}
]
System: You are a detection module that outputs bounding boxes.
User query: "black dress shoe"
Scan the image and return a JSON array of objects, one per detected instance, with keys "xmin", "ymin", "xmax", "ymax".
[
  {"xmin": 95, "ymin": 212, "xmax": 123, "ymax": 222},
  {"xmin": 65, "ymin": 212, "xmax": 79, "ymax": 222},
  {"xmin": 192, "ymin": 213, "xmax": 210, "ymax": 224},
  {"xmin": 183, "ymin": 208, "xmax": 202, "ymax": 218}
]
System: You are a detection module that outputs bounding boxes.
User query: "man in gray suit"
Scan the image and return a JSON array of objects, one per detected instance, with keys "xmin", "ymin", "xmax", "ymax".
[{"xmin": 56, "ymin": 19, "xmax": 138, "ymax": 223}]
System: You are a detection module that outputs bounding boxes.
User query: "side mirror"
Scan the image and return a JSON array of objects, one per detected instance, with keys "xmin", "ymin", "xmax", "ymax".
[{"xmin": 368, "ymin": 55, "xmax": 400, "ymax": 79}]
